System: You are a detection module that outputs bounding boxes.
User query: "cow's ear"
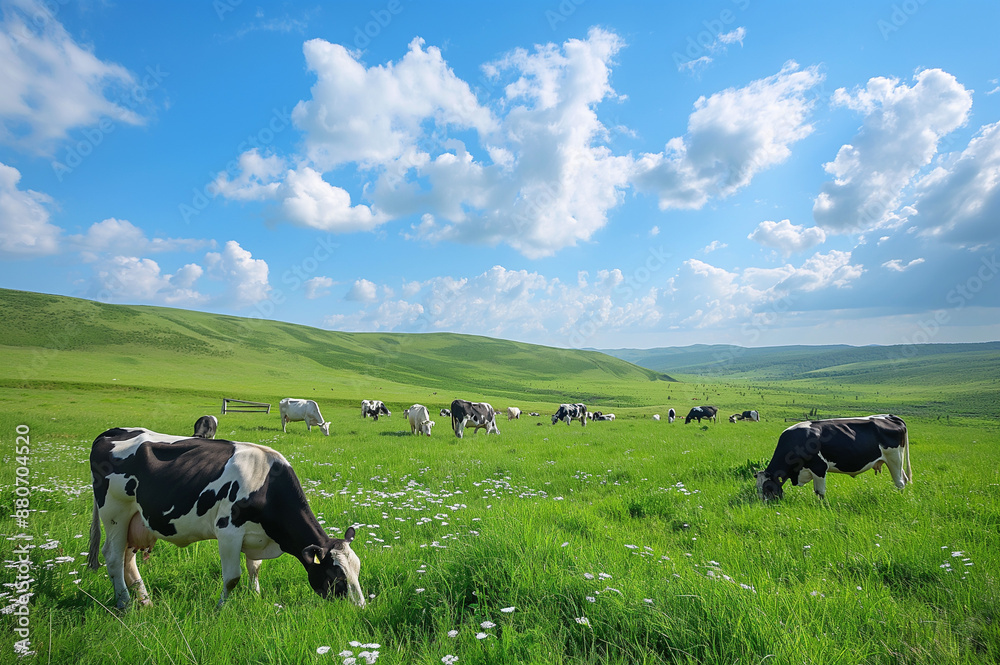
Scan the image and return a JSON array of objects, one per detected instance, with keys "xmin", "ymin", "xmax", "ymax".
[
  {"xmin": 302, "ymin": 544, "xmax": 325, "ymax": 566},
  {"xmin": 343, "ymin": 526, "xmax": 356, "ymax": 544}
]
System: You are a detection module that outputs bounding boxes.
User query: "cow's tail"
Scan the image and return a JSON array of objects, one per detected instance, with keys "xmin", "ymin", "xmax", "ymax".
[{"xmin": 87, "ymin": 499, "xmax": 102, "ymax": 571}]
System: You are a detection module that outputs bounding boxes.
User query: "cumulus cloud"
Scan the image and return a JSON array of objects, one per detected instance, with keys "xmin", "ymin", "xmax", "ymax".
[
  {"xmin": 304, "ymin": 276, "xmax": 334, "ymax": 299},
  {"xmin": 292, "ymin": 36, "xmax": 495, "ymax": 169},
  {"xmin": 278, "ymin": 167, "xmax": 386, "ymax": 232},
  {"xmin": 634, "ymin": 61, "xmax": 823, "ymax": 210},
  {"xmin": 813, "ymin": 68, "xmax": 972, "ymax": 232},
  {"xmin": 204, "ymin": 240, "xmax": 271, "ymax": 306},
  {"xmin": 0, "ymin": 0, "xmax": 143, "ymax": 151},
  {"xmin": 211, "ymin": 149, "xmax": 284, "ymax": 201},
  {"xmin": 0, "ymin": 161, "xmax": 60, "ymax": 256},
  {"xmin": 95, "ymin": 256, "xmax": 205, "ymax": 305},
  {"xmin": 70, "ymin": 218, "xmax": 214, "ymax": 262},
  {"xmin": 345, "ymin": 278, "xmax": 378, "ymax": 302},
  {"xmin": 909, "ymin": 121, "xmax": 1000, "ymax": 246},
  {"xmin": 748, "ymin": 219, "xmax": 826, "ymax": 255}
]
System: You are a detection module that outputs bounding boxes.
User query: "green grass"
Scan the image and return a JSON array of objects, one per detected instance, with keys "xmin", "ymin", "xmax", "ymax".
[{"xmin": 1, "ymin": 290, "xmax": 999, "ymax": 664}]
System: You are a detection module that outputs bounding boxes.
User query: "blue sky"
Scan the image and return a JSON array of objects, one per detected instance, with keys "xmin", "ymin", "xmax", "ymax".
[{"xmin": 2, "ymin": 0, "xmax": 999, "ymax": 350}]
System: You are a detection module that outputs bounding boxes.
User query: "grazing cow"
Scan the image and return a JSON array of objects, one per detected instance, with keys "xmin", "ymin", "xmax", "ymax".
[
  {"xmin": 730, "ymin": 410, "xmax": 760, "ymax": 423},
  {"xmin": 667, "ymin": 408, "xmax": 676, "ymax": 423},
  {"xmin": 440, "ymin": 408, "xmax": 451, "ymax": 417},
  {"xmin": 450, "ymin": 399, "xmax": 500, "ymax": 438},
  {"xmin": 506, "ymin": 407, "xmax": 521, "ymax": 421},
  {"xmin": 87, "ymin": 428, "xmax": 364, "ymax": 609},
  {"xmin": 280, "ymin": 398, "xmax": 330, "ymax": 436},
  {"xmin": 406, "ymin": 404, "xmax": 435, "ymax": 436},
  {"xmin": 193, "ymin": 415, "xmax": 218, "ymax": 439},
  {"xmin": 529, "ymin": 412, "xmax": 540, "ymax": 417},
  {"xmin": 552, "ymin": 403, "xmax": 588, "ymax": 426},
  {"xmin": 685, "ymin": 406, "xmax": 718, "ymax": 424},
  {"xmin": 596, "ymin": 413, "xmax": 615, "ymax": 421},
  {"xmin": 361, "ymin": 400, "xmax": 391, "ymax": 421},
  {"xmin": 652, "ymin": 414, "xmax": 661, "ymax": 421},
  {"xmin": 756, "ymin": 414, "xmax": 912, "ymax": 500}
]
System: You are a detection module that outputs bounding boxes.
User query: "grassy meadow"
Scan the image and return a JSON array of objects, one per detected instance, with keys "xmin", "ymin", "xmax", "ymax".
[{"xmin": 1, "ymin": 289, "xmax": 999, "ymax": 664}]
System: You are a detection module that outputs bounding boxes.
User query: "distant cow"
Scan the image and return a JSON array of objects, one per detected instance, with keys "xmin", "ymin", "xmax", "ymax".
[
  {"xmin": 361, "ymin": 400, "xmax": 391, "ymax": 421},
  {"xmin": 652, "ymin": 414, "xmax": 661, "ymax": 421},
  {"xmin": 730, "ymin": 410, "xmax": 760, "ymax": 423},
  {"xmin": 280, "ymin": 398, "xmax": 331, "ymax": 436},
  {"xmin": 667, "ymin": 408, "xmax": 676, "ymax": 423},
  {"xmin": 529, "ymin": 412, "xmax": 540, "ymax": 417},
  {"xmin": 552, "ymin": 403, "xmax": 587, "ymax": 426},
  {"xmin": 440, "ymin": 408, "xmax": 451, "ymax": 417},
  {"xmin": 193, "ymin": 415, "xmax": 218, "ymax": 439},
  {"xmin": 507, "ymin": 407, "xmax": 521, "ymax": 421},
  {"xmin": 450, "ymin": 399, "xmax": 500, "ymax": 438},
  {"xmin": 756, "ymin": 414, "xmax": 912, "ymax": 500},
  {"xmin": 87, "ymin": 428, "xmax": 364, "ymax": 609},
  {"xmin": 685, "ymin": 406, "xmax": 718, "ymax": 424},
  {"xmin": 596, "ymin": 413, "xmax": 615, "ymax": 421},
  {"xmin": 406, "ymin": 404, "xmax": 435, "ymax": 436}
]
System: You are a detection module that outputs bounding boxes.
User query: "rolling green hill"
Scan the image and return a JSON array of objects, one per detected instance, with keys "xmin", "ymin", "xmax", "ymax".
[{"xmin": 0, "ymin": 289, "xmax": 673, "ymax": 409}]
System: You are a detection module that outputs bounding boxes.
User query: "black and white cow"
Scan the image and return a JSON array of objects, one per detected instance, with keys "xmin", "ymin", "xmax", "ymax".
[
  {"xmin": 440, "ymin": 408, "xmax": 451, "ymax": 417},
  {"xmin": 193, "ymin": 415, "xmax": 218, "ymax": 439},
  {"xmin": 595, "ymin": 413, "xmax": 615, "ymax": 421},
  {"xmin": 667, "ymin": 408, "xmax": 676, "ymax": 423},
  {"xmin": 756, "ymin": 414, "xmax": 912, "ymax": 500},
  {"xmin": 279, "ymin": 398, "xmax": 331, "ymax": 436},
  {"xmin": 685, "ymin": 406, "xmax": 718, "ymax": 424},
  {"xmin": 361, "ymin": 400, "xmax": 391, "ymax": 421},
  {"xmin": 552, "ymin": 403, "xmax": 588, "ymax": 426},
  {"xmin": 87, "ymin": 428, "xmax": 364, "ymax": 609},
  {"xmin": 450, "ymin": 399, "xmax": 500, "ymax": 438},
  {"xmin": 729, "ymin": 410, "xmax": 760, "ymax": 423}
]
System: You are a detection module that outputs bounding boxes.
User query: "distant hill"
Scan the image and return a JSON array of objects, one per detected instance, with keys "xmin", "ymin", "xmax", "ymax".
[
  {"xmin": 0, "ymin": 289, "xmax": 672, "ymax": 406},
  {"xmin": 600, "ymin": 342, "xmax": 1000, "ymax": 385}
]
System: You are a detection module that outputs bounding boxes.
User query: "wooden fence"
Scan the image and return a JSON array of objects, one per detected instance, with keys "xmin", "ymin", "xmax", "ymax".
[{"xmin": 221, "ymin": 398, "xmax": 271, "ymax": 414}]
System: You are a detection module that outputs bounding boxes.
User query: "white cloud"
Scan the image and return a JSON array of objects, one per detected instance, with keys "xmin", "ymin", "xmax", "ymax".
[
  {"xmin": 278, "ymin": 167, "xmax": 386, "ymax": 232},
  {"xmin": 748, "ymin": 219, "xmax": 826, "ymax": 255},
  {"xmin": 649, "ymin": 226, "xmax": 660, "ymax": 237},
  {"xmin": 292, "ymin": 36, "xmax": 495, "ymax": 169},
  {"xmin": 70, "ymin": 218, "xmax": 214, "ymax": 262},
  {"xmin": 813, "ymin": 68, "xmax": 972, "ymax": 232},
  {"xmin": 702, "ymin": 240, "xmax": 727, "ymax": 254},
  {"xmin": 634, "ymin": 61, "xmax": 823, "ymax": 210},
  {"xmin": 675, "ymin": 27, "xmax": 746, "ymax": 75},
  {"xmin": 345, "ymin": 278, "xmax": 378, "ymax": 302},
  {"xmin": 304, "ymin": 276, "xmax": 333, "ymax": 299},
  {"xmin": 95, "ymin": 256, "xmax": 205, "ymax": 305},
  {"xmin": 211, "ymin": 149, "xmax": 284, "ymax": 201},
  {"xmin": 0, "ymin": 161, "xmax": 59, "ymax": 256},
  {"xmin": 0, "ymin": 0, "xmax": 143, "ymax": 151},
  {"xmin": 882, "ymin": 258, "xmax": 925, "ymax": 272},
  {"xmin": 204, "ymin": 240, "xmax": 271, "ymax": 306},
  {"xmin": 909, "ymin": 121, "xmax": 1000, "ymax": 246}
]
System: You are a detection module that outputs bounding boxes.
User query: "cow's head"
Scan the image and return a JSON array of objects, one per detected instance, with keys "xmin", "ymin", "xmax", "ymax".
[
  {"xmin": 301, "ymin": 527, "xmax": 365, "ymax": 607},
  {"xmin": 320, "ymin": 421, "xmax": 331, "ymax": 436},
  {"xmin": 755, "ymin": 470, "xmax": 785, "ymax": 501}
]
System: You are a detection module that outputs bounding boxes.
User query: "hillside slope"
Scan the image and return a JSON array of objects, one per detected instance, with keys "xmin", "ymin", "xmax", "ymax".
[{"xmin": 0, "ymin": 289, "xmax": 672, "ymax": 406}]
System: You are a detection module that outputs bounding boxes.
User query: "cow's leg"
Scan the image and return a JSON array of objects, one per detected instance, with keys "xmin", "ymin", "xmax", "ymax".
[
  {"xmin": 99, "ymin": 507, "xmax": 133, "ymax": 609},
  {"xmin": 455, "ymin": 420, "xmax": 464, "ymax": 438},
  {"xmin": 882, "ymin": 447, "xmax": 908, "ymax": 489},
  {"xmin": 217, "ymin": 534, "xmax": 244, "ymax": 607},
  {"xmin": 281, "ymin": 416, "xmax": 287, "ymax": 433},
  {"xmin": 245, "ymin": 557, "xmax": 262, "ymax": 595},
  {"xmin": 811, "ymin": 474, "xmax": 827, "ymax": 499},
  {"xmin": 123, "ymin": 548, "xmax": 151, "ymax": 606}
]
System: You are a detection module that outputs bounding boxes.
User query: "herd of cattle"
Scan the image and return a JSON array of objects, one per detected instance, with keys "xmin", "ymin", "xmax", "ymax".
[{"xmin": 87, "ymin": 396, "xmax": 912, "ymax": 610}]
